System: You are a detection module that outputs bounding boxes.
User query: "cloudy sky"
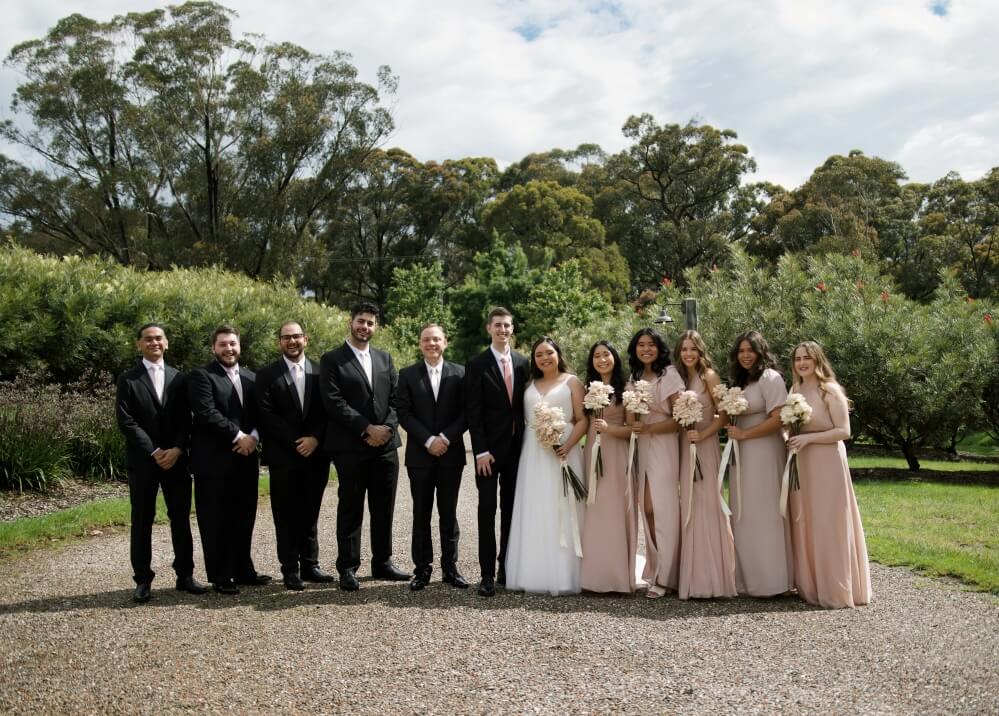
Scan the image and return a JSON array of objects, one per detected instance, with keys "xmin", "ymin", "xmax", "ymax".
[{"xmin": 3, "ymin": 0, "xmax": 997, "ymax": 189}]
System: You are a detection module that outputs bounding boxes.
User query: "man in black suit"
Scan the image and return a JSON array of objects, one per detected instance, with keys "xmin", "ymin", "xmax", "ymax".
[
  {"xmin": 187, "ymin": 325, "xmax": 270, "ymax": 595},
  {"xmin": 397, "ymin": 324, "xmax": 468, "ymax": 591},
  {"xmin": 319, "ymin": 302, "xmax": 408, "ymax": 591},
  {"xmin": 463, "ymin": 307, "xmax": 529, "ymax": 597},
  {"xmin": 115, "ymin": 323, "xmax": 207, "ymax": 603},
  {"xmin": 256, "ymin": 321, "xmax": 334, "ymax": 591}
]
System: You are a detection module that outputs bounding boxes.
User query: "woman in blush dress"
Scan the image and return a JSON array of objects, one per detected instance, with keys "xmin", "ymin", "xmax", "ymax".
[
  {"xmin": 726, "ymin": 331, "xmax": 793, "ymax": 597},
  {"xmin": 580, "ymin": 341, "xmax": 638, "ymax": 594},
  {"xmin": 675, "ymin": 330, "xmax": 737, "ymax": 600},
  {"xmin": 626, "ymin": 328, "xmax": 684, "ymax": 599},
  {"xmin": 505, "ymin": 337, "xmax": 588, "ymax": 596},
  {"xmin": 787, "ymin": 341, "xmax": 871, "ymax": 609}
]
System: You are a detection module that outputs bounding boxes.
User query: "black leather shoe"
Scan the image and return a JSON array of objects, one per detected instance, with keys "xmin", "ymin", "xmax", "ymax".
[
  {"xmin": 284, "ymin": 574, "xmax": 306, "ymax": 591},
  {"xmin": 234, "ymin": 573, "xmax": 272, "ymax": 586},
  {"xmin": 301, "ymin": 567, "xmax": 336, "ymax": 583},
  {"xmin": 213, "ymin": 581, "xmax": 240, "ymax": 595},
  {"xmin": 496, "ymin": 567, "xmax": 506, "ymax": 587},
  {"xmin": 175, "ymin": 575, "xmax": 208, "ymax": 594},
  {"xmin": 371, "ymin": 562, "xmax": 409, "ymax": 581},
  {"xmin": 133, "ymin": 582, "xmax": 151, "ymax": 603},
  {"xmin": 443, "ymin": 570, "xmax": 469, "ymax": 589},
  {"xmin": 339, "ymin": 570, "xmax": 360, "ymax": 591},
  {"xmin": 410, "ymin": 572, "xmax": 431, "ymax": 591},
  {"xmin": 478, "ymin": 577, "xmax": 496, "ymax": 597}
]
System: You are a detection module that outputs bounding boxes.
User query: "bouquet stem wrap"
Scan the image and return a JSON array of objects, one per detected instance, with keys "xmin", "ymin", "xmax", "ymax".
[
  {"xmin": 587, "ymin": 432, "xmax": 601, "ymax": 506},
  {"xmin": 558, "ymin": 464, "xmax": 584, "ymax": 557},
  {"xmin": 683, "ymin": 441, "xmax": 698, "ymax": 530},
  {"xmin": 779, "ymin": 450, "xmax": 798, "ymax": 521},
  {"xmin": 717, "ymin": 438, "xmax": 738, "ymax": 519}
]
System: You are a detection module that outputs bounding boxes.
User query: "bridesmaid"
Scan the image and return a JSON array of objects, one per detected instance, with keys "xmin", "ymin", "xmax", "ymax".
[
  {"xmin": 787, "ymin": 341, "xmax": 871, "ymax": 609},
  {"xmin": 626, "ymin": 328, "xmax": 684, "ymax": 599},
  {"xmin": 726, "ymin": 331, "xmax": 794, "ymax": 597},
  {"xmin": 675, "ymin": 330, "xmax": 737, "ymax": 599},
  {"xmin": 580, "ymin": 341, "xmax": 638, "ymax": 593}
]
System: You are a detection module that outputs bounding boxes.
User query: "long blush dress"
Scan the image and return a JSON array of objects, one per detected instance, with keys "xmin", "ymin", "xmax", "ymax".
[
  {"xmin": 580, "ymin": 398, "xmax": 637, "ymax": 593},
  {"xmin": 678, "ymin": 373, "xmax": 738, "ymax": 599},
  {"xmin": 505, "ymin": 377, "xmax": 584, "ymax": 596},
  {"xmin": 635, "ymin": 367, "xmax": 685, "ymax": 591},
  {"xmin": 789, "ymin": 383, "xmax": 871, "ymax": 609},
  {"xmin": 730, "ymin": 369, "xmax": 793, "ymax": 596}
]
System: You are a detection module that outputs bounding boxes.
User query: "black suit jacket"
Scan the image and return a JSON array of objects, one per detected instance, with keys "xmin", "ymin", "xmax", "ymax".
[
  {"xmin": 187, "ymin": 361, "xmax": 259, "ymax": 476},
  {"xmin": 397, "ymin": 360, "xmax": 467, "ymax": 468},
  {"xmin": 319, "ymin": 342, "xmax": 400, "ymax": 455},
  {"xmin": 256, "ymin": 356, "xmax": 327, "ymax": 469},
  {"xmin": 115, "ymin": 361, "xmax": 190, "ymax": 472},
  {"xmin": 463, "ymin": 348, "xmax": 529, "ymax": 460}
]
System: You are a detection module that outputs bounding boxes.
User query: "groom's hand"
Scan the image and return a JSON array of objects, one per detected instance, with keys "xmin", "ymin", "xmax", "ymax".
[{"xmin": 475, "ymin": 453, "xmax": 494, "ymax": 476}]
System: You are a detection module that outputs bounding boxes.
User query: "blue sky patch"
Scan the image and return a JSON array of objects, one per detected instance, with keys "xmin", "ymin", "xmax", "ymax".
[{"xmin": 929, "ymin": 0, "xmax": 951, "ymax": 17}]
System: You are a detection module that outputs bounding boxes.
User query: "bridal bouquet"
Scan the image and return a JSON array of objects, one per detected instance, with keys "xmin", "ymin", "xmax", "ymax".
[
  {"xmin": 533, "ymin": 401, "xmax": 587, "ymax": 502},
  {"xmin": 583, "ymin": 381, "xmax": 615, "ymax": 504},
  {"xmin": 672, "ymin": 390, "xmax": 704, "ymax": 481},
  {"xmin": 712, "ymin": 384, "xmax": 749, "ymax": 519},
  {"xmin": 779, "ymin": 393, "xmax": 812, "ymax": 518},
  {"xmin": 621, "ymin": 380, "xmax": 651, "ymax": 481}
]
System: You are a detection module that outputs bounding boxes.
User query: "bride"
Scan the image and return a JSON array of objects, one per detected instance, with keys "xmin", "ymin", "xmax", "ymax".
[{"xmin": 505, "ymin": 336, "xmax": 589, "ymax": 595}]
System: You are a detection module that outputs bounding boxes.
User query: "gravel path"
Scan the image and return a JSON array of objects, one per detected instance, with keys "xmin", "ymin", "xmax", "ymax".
[{"xmin": 0, "ymin": 463, "xmax": 996, "ymax": 715}]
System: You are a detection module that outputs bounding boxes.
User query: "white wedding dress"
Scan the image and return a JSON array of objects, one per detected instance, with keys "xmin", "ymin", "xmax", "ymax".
[{"xmin": 505, "ymin": 377, "xmax": 585, "ymax": 595}]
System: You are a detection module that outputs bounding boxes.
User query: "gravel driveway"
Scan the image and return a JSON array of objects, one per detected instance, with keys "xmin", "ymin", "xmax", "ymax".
[{"xmin": 1, "ymin": 463, "xmax": 996, "ymax": 715}]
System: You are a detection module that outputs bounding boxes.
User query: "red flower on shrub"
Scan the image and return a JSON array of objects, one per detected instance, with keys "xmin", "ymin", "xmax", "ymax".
[
  {"xmin": 880, "ymin": 290, "xmax": 890, "ymax": 303},
  {"xmin": 815, "ymin": 281, "xmax": 827, "ymax": 293},
  {"xmin": 661, "ymin": 276, "xmax": 672, "ymax": 287},
  {"xmin": 851, "ymin": 249, "xmax": 861, "ymax": 258},
  {"xmin": 986, "ymin": 313, "xmax": 994, "ymax": 326}
]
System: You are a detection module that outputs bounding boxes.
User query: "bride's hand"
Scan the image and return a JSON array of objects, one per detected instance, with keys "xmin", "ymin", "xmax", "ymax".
[{"xmin": 554, "ymin": 443, "xmax": 571, "ymax": 459}]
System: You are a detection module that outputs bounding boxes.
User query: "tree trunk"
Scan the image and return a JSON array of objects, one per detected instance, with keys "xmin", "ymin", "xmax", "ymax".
[{"xmin": 900, "ymin": 441, "xmax": 921, "ymax": 471}]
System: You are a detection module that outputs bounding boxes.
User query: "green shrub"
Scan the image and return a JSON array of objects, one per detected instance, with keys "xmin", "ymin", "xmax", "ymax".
[{"xmin": 0, "ymin": 375, "xmax": 74, "ymax": 491}]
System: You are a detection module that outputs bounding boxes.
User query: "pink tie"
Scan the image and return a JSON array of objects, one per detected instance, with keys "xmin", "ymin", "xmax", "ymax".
[{"xmin": 501, "ymin": 356, "xmax": 513, "ymax": 403}]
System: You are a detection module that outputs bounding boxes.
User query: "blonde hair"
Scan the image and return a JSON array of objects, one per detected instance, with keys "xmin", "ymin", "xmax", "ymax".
[
  {"xmin": 674, "ymin": 330, "xmax": 715, "ymax": 388},
  {"xmin": 791, "ymin": 341, "xmax": 851, "ymax": 409}
]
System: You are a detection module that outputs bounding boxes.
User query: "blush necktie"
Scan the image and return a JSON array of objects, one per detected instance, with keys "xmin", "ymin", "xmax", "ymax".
[{"xmin": 501, "ymin": 356, "xmax": 513, "ymax": 403}]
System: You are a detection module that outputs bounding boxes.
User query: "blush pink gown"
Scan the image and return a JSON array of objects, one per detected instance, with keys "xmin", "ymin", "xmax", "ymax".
[
  {"xmin": 788, "ymin": 383, "xmax": 871, "ymax": 609},
  {"xmin": 678, "ymin": 373, "xmax": 738, "ymax": 599}
]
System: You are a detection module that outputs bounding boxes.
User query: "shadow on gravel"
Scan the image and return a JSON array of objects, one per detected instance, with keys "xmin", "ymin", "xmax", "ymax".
[{"xmin": 0, "ymin": 580, "xmax": 819, "ymax": 621}]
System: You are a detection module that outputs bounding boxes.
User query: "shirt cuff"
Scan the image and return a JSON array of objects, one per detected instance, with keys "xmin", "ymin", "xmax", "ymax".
[
  {"xmin": 475, "ymin": 451, "xmax": 491, "ymax": 460},
  {"xmin": 424, "ymin": 436, "xmax": 436, "ymax": 449}
]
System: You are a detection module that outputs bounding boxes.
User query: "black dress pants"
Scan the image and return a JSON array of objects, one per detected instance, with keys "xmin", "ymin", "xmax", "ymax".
[
  {"xmin": 128, "ymin": 463, "xmax": 194, "ymax": 585},
  {"xmin": 475, "ymin": 450, "xmax": 520, "ymax": 579},
  {"xmin": 193, "ymin": 457, "xmax": 259, "ymax": 584},
  {"xmin": 408, "ymin": 463, "xmax": 462, "ymax": 576},
  {"xmin": 331, "ymin": 450, "xmax": 399, "ymax": 574},
  {"xmin": 269, "ymin": 456, "xmax": 331, "ymax": 576}
]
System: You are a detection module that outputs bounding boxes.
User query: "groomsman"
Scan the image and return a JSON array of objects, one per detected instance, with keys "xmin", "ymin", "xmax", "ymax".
[
  {"xmin": 188, "ymin": 326, "xmax": 270, "ymax": 594},
  {"xmin": 463, "ymin": 307, "xmax": 529, "ymax": 597},
  {"xmin": 397, "ymin": 324, "xmax": 468, "ymax": 591},
  {"xmin": 115, "ymin": 323, "xmax": 206, "ymax": 603},
  {"xmin": 320, "ymin": 302, "xmax": 408, "ymax": 591},
  {"xmin": 256, "ymin": 321, "xmax": 334, "ymax": 591}
]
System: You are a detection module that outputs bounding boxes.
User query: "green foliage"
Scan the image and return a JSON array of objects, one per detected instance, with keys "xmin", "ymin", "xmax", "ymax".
[
  {"xmin": 385, "ymin": 261, "xmax": 454, "ymax": 364},
  {"xmin": 518, "ymin": 260, "xmax": 612, "ymax": 355},
  {"xmin": 0, "ymin": 245, "xmax": 351, "ymax": 381}
]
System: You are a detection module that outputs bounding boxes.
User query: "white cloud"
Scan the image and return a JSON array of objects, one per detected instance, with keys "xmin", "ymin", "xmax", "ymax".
[{"xmin": 1, "ymin": 0, "xmax": 997, "ymax": 188}]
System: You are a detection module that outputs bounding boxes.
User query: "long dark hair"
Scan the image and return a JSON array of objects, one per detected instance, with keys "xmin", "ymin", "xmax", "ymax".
[
  {"xmin": 529, "ymin": 336, "xmax": 569, "ymax": 379},
  {"xmin": 627, "ymin": 328, "xmax": 672, "ymax": 380},
  {"xmin": 585, "ymin": 340, "xmax": 625, "ymax": 407},
  {"xmin": 728, "ymin": 330, "xmax": 779, "ymax": 388}
]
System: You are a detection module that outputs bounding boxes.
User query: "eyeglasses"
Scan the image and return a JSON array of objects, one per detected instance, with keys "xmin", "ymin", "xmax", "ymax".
[{"xmin": 279, "ymin": 333, "xmax": 306, "ymax": 341}]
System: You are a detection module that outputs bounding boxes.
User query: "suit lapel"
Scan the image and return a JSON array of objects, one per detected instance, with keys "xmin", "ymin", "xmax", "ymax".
[
  {"xmin": 136, "ymin": 363, "xmax": 162, "ymax": 408},
  {"xmin": 302, "ymin": 358, "xmax": 316, "ymax": 416},
  {"xmin": 162, "ymin": 365, "xmax": 177, "ymax": 408},
  {"xmin": 345, "ymin": 344, "xmax": 373, "ymax": 394},
  {"xmin": 281, "ymin": 360, "xmax": 304, "ymax": 415},
  {"xmin": 419, "ymin": 362, "xmax": 435, "ymax": 404}
]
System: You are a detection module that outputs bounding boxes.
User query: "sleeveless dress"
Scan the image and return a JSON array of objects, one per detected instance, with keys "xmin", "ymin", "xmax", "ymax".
[
  {"xmin": 789, "ymin": 383, "xmax": 871, "ymax": 609},
  {"xmin": 505, "ymin": 377, "xmax": 585, "ymax": 595},
  {"xmin": 678, "ymin": 373, "xmax": 737, "ymax": 599},
  {"xmin": 580, "ymin": 398, "xmax": 638, "ymax": 593},
  {"xmin": 730, "ymin": 369, "xmax": 794, "ymax": 596},
  {"xmin": 635, "ymin": 368, "xmax": 685, "ymax": 591}
]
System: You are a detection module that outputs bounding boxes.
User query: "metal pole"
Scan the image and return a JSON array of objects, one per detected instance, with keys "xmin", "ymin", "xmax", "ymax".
[{"xmin": 682, "ymin": 298, "xmax": 698, "ymax": 331}]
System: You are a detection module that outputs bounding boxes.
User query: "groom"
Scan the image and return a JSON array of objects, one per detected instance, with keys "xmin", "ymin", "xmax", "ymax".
[{"xmin": 463, "ymin": 307, "xmax": 529, "ymax": 597}]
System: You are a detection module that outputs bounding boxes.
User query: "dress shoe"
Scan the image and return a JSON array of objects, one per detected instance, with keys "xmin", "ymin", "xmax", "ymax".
[
  {"xmin": 371, "ymin": 562, "xmax": 409, "ymax": 581},
  {"xmin": 283, "ymin": 574, "xmax": 306, "ymax": 591},
  {"xmin": 213, "ymin": 581, "xmax": 240, "ymax": 595},
  {"xmin": 234, "ymin": 573, "xmax": 272, "ymax": 586},
  {"xmin": 175, "ymin": 575, "xmax": 208, "ymax": 595},
  {"xmin": 496, "ymin": 567, "xmax": 506, "ymax": 587},
  {"xmin": 410, "ymin": 572, "xmax": 431, "ymax": 591},
  {"xmin": 301, "ymin": 567, "xmax": 336, "ymax": 583},
  {"xmin": 339, "ymin": 570, "xmax": 360, "ymax": 591},
  {"xmin": 133, "ymin": 582, "xmax": 151, "ymax": 603},
  {"xmin": 478, "ymin": 577, "xmax": 496, "ymax": 597},
  {"xmin": 442, "ymin": 570, "xmax": 469, "ymax": 589}
]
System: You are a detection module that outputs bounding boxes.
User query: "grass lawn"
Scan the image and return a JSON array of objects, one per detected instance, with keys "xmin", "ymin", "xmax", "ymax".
[
  {"xmin": 850, "ymin": 455, "xmax": 998, "ymax": 471},
  {"xmin": 854, "ymin": 477, "xmax": 999, "ymax": 593},
  {"xmin": 0, "ymin": 475, "xmax": 271, "ymax": 558}
]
